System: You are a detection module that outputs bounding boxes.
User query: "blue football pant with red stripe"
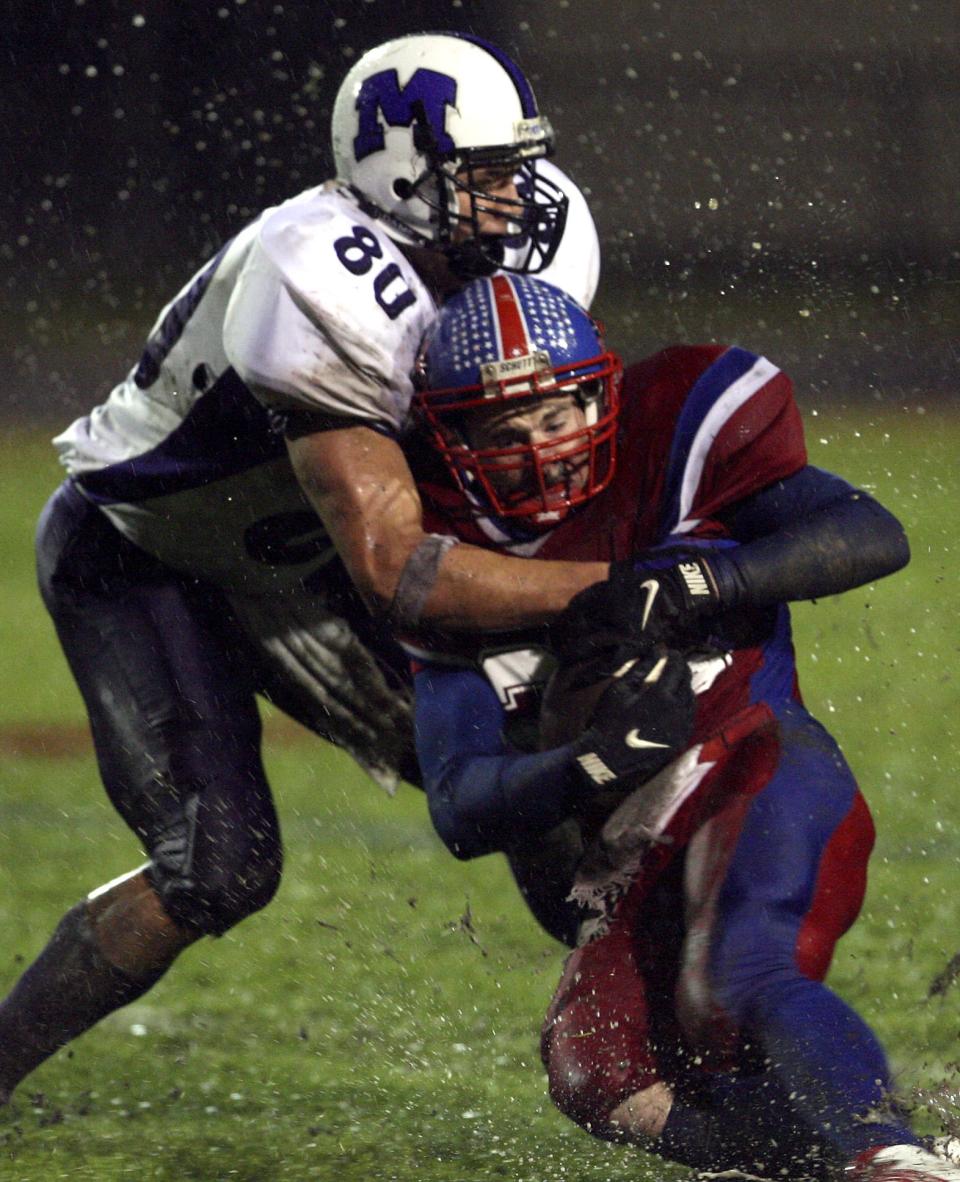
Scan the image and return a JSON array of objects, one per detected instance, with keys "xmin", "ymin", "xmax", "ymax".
[{"xmin": 542, "ymin": 704, "xmax": 919, "ymax": 1173}]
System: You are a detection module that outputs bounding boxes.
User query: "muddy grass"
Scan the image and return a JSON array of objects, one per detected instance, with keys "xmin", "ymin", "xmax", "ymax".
[{"xmin": 0, "ymin": 716, "xmax": 314, "ymax": 760}]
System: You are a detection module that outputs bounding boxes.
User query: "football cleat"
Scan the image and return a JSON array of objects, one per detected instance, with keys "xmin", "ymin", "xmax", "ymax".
[
  {"xmin": 846, "ymin": 1144, "xmax": 960, "ymax": 1181},
  {"xmin": 929, "ymin": 1139, "xmax": 960, "ymax": 1165}
]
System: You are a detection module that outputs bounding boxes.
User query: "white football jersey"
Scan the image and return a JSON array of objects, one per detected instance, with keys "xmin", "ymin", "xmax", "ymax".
[{"xmin": 54, "ymin": 162, "xmax": 600, "ymax": 595}]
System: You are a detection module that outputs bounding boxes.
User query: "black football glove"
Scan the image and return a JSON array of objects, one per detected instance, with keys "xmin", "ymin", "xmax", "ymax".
[
  {"xmin": 612, "ymin": 552, "xmax": 724, "ymax": 644},
  {"xmin": 570, "ymin": 647, "xmax": 696, "ymax": 795},
  {"xmin": 547, "ymin": 625, "xmax": 659, "ymax": 690},
  {"xmin": 553, "ymin": 551, "xmax": 726, "ymax": 653}
]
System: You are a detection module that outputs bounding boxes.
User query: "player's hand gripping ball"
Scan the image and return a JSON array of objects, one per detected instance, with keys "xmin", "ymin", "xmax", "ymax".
[
  {"xmin": 539, "ymin": 627, "xmax": 638, "ymax": 746},
  {"xmin": 540, "ymin": 634, "xmax": 696, "ymax": 824}
]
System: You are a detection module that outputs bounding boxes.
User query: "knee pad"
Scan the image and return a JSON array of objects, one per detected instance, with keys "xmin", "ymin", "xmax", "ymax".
[
  {"xmin": 148, "ymin": 848, "xmax": 282, "ymax": 936},
  {"xmin": 147, "ymin": 790, "xmax": 283, "ymax": 935}
]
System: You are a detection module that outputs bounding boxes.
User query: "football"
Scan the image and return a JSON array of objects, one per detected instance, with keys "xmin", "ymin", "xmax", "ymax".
[
  {"xmin": 538, "ymin": 651, "xmax": 613, "ymax": 752},
  {"xmin": 538, "ymin": 652, "xmax": 632, "ymax": 832}
]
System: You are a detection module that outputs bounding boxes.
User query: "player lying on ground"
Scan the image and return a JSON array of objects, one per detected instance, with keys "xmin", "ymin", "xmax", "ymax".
[
  {"xmin": 0, "ymin": 31, "xmax": 610, "ymax": 1104},
  {"xmin": 403, "ymin": 274, "xmax": 958, "ymax": 1181}
]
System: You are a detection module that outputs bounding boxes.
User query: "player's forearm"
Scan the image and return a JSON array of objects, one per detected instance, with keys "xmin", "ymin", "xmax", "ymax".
[
  {"xmin": 712, "ymin": 485, "xmax": 910, "ymax": 607},
  {"xmin": 415, "ymin": 665, "xmax": 584, "ymax": 858},
  {"xmin": 308, "ymin": 474, "xmax": 607, "ymax": 629},
  {"xmin": 417, "ymin": 545, "xmax": 607, "ymax": 631},
  {"xmin": 287, "ymin": 424, "xmax": 607, "ymax": 630},
  {"xmin": 427, "ymin": 747, "xmax": 581, "ymax": 860}
]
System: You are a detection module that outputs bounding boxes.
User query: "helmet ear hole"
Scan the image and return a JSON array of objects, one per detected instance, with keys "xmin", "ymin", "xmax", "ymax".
[{"xmin": 393, "ymin": 178, "xmax": 415, "ymax": 200}]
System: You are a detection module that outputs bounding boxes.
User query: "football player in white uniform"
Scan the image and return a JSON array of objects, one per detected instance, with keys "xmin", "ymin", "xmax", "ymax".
[{"xmin": 0, "ymin": 32, "xmax": 607, "ymax": 1102}]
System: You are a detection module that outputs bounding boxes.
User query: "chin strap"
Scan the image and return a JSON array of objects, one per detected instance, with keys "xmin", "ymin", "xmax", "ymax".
[{"xmin": 443, "ymin": 235, "xmax": 505, "ymax": 280}]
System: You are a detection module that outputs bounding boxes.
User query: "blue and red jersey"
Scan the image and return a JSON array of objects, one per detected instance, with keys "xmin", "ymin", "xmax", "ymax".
[{"xmin": 405, "ymin": 342, "xmax": 829, "ymax": 859}]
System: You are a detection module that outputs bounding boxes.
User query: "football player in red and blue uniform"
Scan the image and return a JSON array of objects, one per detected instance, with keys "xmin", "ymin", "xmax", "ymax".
[{"xmin": 406, "ymin": 274, "xmax": 956, "ymax": 1181}]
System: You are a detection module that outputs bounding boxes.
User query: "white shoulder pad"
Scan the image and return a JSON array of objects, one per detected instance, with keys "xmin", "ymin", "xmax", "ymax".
[
  {"xmin": 223, "ymin": 186, "xmax": 437, "ymax": 431},
  {"xmin": 531, "ymin": 160, "xmax": 601, "ymax": 310}
]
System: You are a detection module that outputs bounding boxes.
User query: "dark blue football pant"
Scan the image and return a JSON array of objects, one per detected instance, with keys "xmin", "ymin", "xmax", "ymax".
[
  {"xmin": 675, "ymin": 707, "xmax": 919, "ymax": 1167},
  {"xmin": 35, "ymin": 480, "xmax": 415, "ymax": 934},
  {"xmin": 35, "ymin": 480, "xmax": 286, "ymax": 933}
]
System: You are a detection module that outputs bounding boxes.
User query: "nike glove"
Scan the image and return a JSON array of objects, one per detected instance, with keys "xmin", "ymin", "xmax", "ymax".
[
  {"xmin": 554, "ymin": 550, "xmax": 727, "ymax": 653},
  {"xmin": 571, "ymin": 647, "xmax": 696, "ymax": 794},
  {"xmin": 612, "ymin": 552, "xmax": 724, "ymax": 644}
]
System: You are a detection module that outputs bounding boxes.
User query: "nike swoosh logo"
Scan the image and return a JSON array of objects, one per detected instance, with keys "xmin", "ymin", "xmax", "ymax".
[
  {"xmin": 639, "ymin": 579, "xmax": 659, "ymax": 631},
  {"xmin": 625, "ymin": 730, "xmax": 671, "ymax": 749},
  {"xmin": 643, "ymin": 656, "xmax": 668, "ymax": 684}
]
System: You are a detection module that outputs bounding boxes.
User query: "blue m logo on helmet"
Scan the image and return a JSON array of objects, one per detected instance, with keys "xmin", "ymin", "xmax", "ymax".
[{"xmin": 352, "ymin": 69, "xmax": 458, "ymax": 162}]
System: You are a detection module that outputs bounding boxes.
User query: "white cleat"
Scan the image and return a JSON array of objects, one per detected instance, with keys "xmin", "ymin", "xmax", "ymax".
[
  {"xmin": 846, "ymin": 1144, "xmax": 960, "ymax": 1181},
  {"xmin": 931, "ymin": 1140, "xmax": 960, "ymax": 1166}
]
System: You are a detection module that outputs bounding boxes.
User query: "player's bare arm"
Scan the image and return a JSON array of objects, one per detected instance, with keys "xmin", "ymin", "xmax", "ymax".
[{"xmin": 287, "ymin": 423, "xmax": 608, "ymax": 631}]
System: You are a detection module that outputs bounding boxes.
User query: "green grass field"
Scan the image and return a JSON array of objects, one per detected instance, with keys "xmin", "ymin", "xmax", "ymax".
[{"xmin": 0, "ymin": 410, "xmax": 958, "ymax": 1181}]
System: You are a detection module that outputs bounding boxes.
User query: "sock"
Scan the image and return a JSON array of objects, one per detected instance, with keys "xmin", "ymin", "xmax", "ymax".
[
  {"xmin": 741, "ymin": 975, "xmax": 920, "ymax": 1162},
  {"xmin": 657, "ymin": 1069, "xmax": 829, "ymax": 1179},
  {"xmin": 0, "ymin": 902, "xmax": 164, "ymax": 1099}
]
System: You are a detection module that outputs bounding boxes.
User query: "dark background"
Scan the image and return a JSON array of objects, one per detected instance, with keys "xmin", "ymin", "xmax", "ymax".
[{"xmin": 3, "ymin": 0, "xmax": 958, "ymax": 424}]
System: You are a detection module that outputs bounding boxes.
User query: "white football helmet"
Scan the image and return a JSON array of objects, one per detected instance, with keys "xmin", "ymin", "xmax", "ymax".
[{"xmin": 331, "ymin": 31, "xmax": 569, "ymax": 277}]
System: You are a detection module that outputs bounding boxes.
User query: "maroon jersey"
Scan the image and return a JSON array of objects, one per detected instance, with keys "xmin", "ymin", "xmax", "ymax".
[
  {"xmin": 417, "ymin": 344, "xmax": 805, "ymax": 561},
  {"xmin": 407, "ymin": 344, "xmax": 807, "ymax": 742}
]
